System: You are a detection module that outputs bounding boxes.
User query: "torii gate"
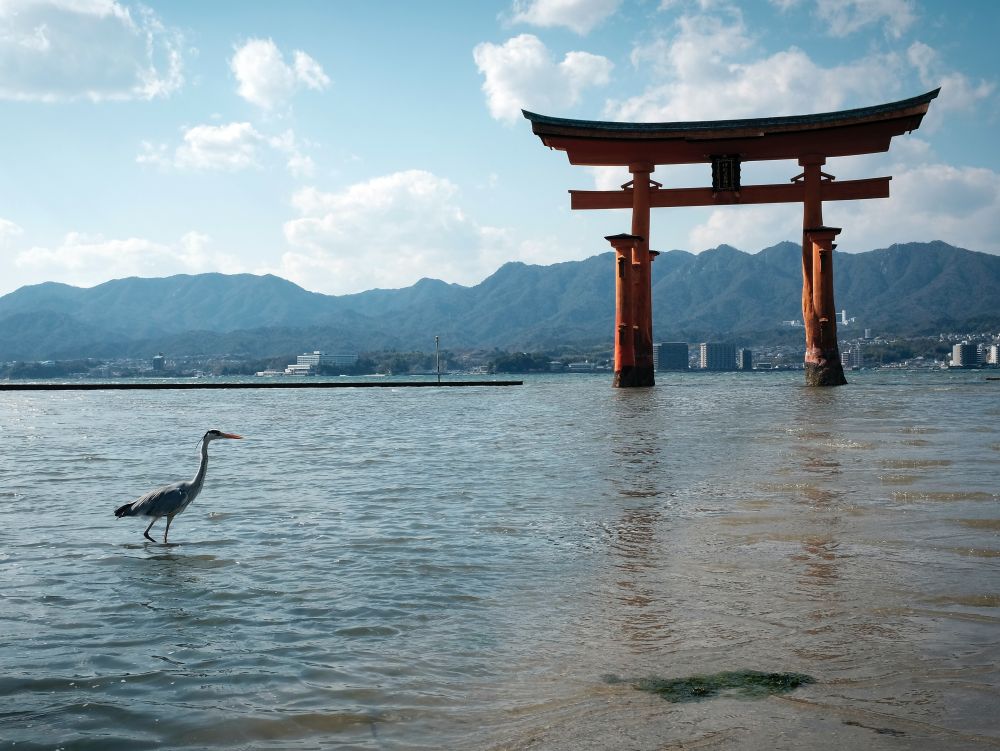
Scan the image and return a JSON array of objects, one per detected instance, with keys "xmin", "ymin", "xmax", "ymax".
[{"xmin": 523, "ymin": 89, "xmax": 939, "ymax": 387}]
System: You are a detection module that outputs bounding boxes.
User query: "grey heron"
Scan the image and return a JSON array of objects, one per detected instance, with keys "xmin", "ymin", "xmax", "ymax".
[{"xmin": 114, "ymin": 429, "xmax": 243, "ymax": 543}]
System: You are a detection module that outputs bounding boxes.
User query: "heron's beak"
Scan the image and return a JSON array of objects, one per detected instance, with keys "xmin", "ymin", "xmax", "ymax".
[{"xmin": 221, "ymin": 432, "xmax": 243, "ymax": 439}]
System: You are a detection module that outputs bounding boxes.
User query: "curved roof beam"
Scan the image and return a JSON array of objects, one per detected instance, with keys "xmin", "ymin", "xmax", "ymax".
[{"xmin": 523, "ymin": 89, "xmax": 939, "ymax": 165}]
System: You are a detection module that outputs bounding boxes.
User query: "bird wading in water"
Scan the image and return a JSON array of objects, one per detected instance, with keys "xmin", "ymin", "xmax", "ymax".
[{"xmin": 115, "ymin": 430, "xmax": 243, "ymax": 543}]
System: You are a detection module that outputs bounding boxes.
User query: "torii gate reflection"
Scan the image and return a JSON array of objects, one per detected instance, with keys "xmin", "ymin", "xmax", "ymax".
[{"xmin": 524, "ymin": 89, "xmax": 939, "ymax": 387}]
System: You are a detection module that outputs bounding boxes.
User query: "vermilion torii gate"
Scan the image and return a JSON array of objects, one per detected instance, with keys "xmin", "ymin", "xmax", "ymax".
[{"xmin": 524, "ymin": 89, "xmax": 939, "ymax": 387}]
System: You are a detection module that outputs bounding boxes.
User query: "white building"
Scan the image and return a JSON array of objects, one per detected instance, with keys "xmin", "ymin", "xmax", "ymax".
[
  {"xmin": 737, "ymin": 348, "xmax": 753, "ymax": 370},
  {"xmin": 297, "ymin": 351, "xmax": 357, "ymax": 367},
  {"xmin": 840, "ymin": 348, "xmax": 863, "ymax": 370},
  {"xmin": 284, "ymin": 350, "xmax": 358, "ymax": 375}
]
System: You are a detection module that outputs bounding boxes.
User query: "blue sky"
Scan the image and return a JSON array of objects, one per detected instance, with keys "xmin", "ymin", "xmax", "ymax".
[{"xmin": 0, "ymin": 0, "xmax": 996, "ymax": 295}]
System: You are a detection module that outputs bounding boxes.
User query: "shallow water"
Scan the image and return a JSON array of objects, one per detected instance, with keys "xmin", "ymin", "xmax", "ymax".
[{"xmin": 1, "ymin": 371, "xmax": 998, "ymax": 749}]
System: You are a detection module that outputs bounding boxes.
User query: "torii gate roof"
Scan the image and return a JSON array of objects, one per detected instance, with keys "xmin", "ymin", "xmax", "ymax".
[{"xmin": 523, "ymin": 89, "xmax": 939, "ymax": 166}]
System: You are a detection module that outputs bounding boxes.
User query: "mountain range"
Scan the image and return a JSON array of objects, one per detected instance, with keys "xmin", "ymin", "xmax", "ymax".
[{"xmin": 1, "ymin": 240, "xmax": 998, "ymax": 360}]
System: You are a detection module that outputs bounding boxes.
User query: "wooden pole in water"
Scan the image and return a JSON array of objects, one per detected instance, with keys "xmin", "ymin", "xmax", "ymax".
[
  {"xmin": 629, "ymin": 164, "xmax": 655, "ymax": 387},
  {"xmin": 606, "ymin": 233, "xmax": 644, "ymax": 388},
  {"xmin": 799, "ymin": 156, "xmax": 847, "ymax": 386}
]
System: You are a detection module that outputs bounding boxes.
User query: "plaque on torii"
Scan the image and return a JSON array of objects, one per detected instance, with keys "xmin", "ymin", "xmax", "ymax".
[{"xmin": 523, "ymin": 89, "xmax": 939, "ymax": 387}]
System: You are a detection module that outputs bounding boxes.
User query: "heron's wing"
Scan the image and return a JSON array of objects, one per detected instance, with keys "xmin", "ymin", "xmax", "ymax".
[{"xmin": 128, "ymin": 482, "xmax": 191, "ymax": 516}]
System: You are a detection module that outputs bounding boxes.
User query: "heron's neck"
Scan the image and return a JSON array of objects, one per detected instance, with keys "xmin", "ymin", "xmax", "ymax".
[{"xmin": 191, "ymin": 438, "xmax": 210, "ymax": 489}]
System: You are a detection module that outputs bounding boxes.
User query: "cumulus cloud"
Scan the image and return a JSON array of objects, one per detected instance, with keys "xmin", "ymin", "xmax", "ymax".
[
  {"xmin": 277, "ymin": 170, "xmax": 515, "ymax": 294},
  {"xmin": 510, "ymin": 0, "xmax": 622, "ymax": 34},
  {"xmin": 230, "ymin": 38, "xmax": 330, "ymax": 110},
  {"xmin": 12, "ymin": 230, "xmax": 245, "ymax": 288},
  {"xmin": 137, "ymin": 123, "xmax": 315, "ymax": 176},
  {"xmin": 0, "ymin": 0, "xmax": 183, "ymax": 102},
  {"xmin": 473, "ymin": 34, "xmax": 612, "ymax": 122},
  {"xmin": 611, "ymin": 11, "xmax": 904, "ymax": 122}
]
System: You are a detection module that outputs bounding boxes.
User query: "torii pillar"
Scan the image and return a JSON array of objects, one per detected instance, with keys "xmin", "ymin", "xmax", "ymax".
[
  {"xmin": 605, "ymin": 232, "xmax": 657, "ymax": 387},
  {"xmin": 800, "ymin": 156, "xmax": 847, "ymax": 386}
]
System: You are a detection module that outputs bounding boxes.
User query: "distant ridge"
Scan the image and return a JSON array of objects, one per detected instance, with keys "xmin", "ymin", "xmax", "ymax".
[{"xmin": 1, "ymin": 241, "xmax": 998, "ymax": 359}]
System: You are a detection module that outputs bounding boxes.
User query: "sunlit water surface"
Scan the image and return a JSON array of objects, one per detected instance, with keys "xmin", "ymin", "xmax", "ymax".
[{"xmin": 1, "ymin": 371, "xmax": 998, "ymax": 750}]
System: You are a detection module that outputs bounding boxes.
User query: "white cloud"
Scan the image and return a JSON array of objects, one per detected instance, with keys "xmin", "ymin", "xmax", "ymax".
[
  {"xmin": 611, "ymin": 11, "xmax": 904, "ymax": 122},
  {"xmin": 510, "ymin": 0, "xmax": 622, "ymax": 35},
  {"xmin": 473, "ymin": 34, "xmax": 612, "ymax": 122},
  {"xmin": 230, "ymin": 38, "xmax": 330, "ymax": 110},
  {"xmin": 766, "ymin": 0, "xmax": 916, "ymax": 38},
  {"xmin": 137, "ymin": 123, "xmax": 315, "ymax": 176},
  {"xmin": 0, "ymin": 0, "xmax": 183, "ymax": 102},
  {"xmin": 138, "ymin": 122, "xmax": 263, "ymax": 170},
  {"xmin": 12, "ymin": 230, "xmax": 245, "ymax": 288},
  {"xmin": 620, "ymin": 5, "xmax": 992, "ymax": 126},
  {"xmin": 907, "ymin": 41, "xmax": 994, "ymax": 121},
  {"xmin": 268, "ymin": 129, "xmax": 317, "ymax": 177},
  {"xmin": 587, "ymin": 166, "xmax": 630, "ymax": 191},
  {"xmin": 815, "ymin": 0, "xmax": 916, "ymax": 39},
  {"xmin": 286, "ymin": 152, "xmax": 316, "ymax": 179},
  {"xmin": 292, "ymin": 50, "xmax": 329, "ymax": 90},
  {"xmin": 0, "ymin": 217, "xmax": 24, "ymax": 246},
  {"xmin": 277, "ymin": 170, "xmax": 515, "ymax": 294},
  {"xmin": 177, "ymin": 122, "xmax": 262, "ymax": 170}
]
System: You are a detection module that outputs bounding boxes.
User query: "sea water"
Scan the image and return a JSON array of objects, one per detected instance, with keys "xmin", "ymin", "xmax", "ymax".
[{"xmin": 0, "ymin": 371, "xmax": 997, "ymax": 749}]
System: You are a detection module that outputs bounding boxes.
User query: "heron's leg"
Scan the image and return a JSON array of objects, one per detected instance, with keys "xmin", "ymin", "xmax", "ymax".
[
  {"xmin": 163, "ymin": 515, "xmax": 174, "ymax": 544},
  {"xmin": 143, "ymin": 518, "xmax": 157, "ymax": 542}
]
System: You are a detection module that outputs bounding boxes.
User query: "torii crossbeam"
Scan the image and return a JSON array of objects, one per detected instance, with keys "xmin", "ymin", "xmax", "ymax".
[{"xmin": 524, "ymin": 89, "xmax": 939, "ymax": 387}]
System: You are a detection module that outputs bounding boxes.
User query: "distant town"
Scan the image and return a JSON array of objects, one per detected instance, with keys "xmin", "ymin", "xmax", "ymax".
[{"xmin": 2, "ymin": 329, "xmax": 998, "ymax": 380}]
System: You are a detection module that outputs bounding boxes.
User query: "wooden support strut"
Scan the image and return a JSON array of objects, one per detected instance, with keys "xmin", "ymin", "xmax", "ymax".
[
  {"xmin": 569, "ymin": 176, "xmax": 891, "ymax": 210},
  {"xmin": 605, "ymin": 233, "xmax": 646, "ymax": 388},
  {"xmin": 629, "ymin": 165, "xmax": 655, "ymax": 388},
  {"xmin": 800, "ymin": 155, "xmax": 847, "ymax": 386}
]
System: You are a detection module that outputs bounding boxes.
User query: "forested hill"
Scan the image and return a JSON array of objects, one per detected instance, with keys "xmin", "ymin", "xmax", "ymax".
[{"xmin": 1, "ymin": 240, "xmax": 997, "ymax": 360}]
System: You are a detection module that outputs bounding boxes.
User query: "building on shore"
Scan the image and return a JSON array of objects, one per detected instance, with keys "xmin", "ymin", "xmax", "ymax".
[
  {"xmin": 737, "ymin": 348, "xmax": 753, "ymax": 370},
  {"xmin": 700, "ymin": 343, "xmax": 737, "ymax": 371},
  {"xmin": 841, "ymin": 347, "xmax": 863, "ymax": 370},
  {"xmin": 654, "ymin": 342, "xmax": 689, "ymax": 371},
  {"xmin": 284, "ymin": 350, "xmax": 358, "ymax": 375},
  {"xmin": 951, "ymin": 342, "xmax": 979, "ymax": 368}
]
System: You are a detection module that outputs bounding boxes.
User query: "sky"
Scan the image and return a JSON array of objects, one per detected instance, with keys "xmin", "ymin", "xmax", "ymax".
[{"xmin": 0, "ymin": 0, "xmax": 997, "ymax": 296}]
